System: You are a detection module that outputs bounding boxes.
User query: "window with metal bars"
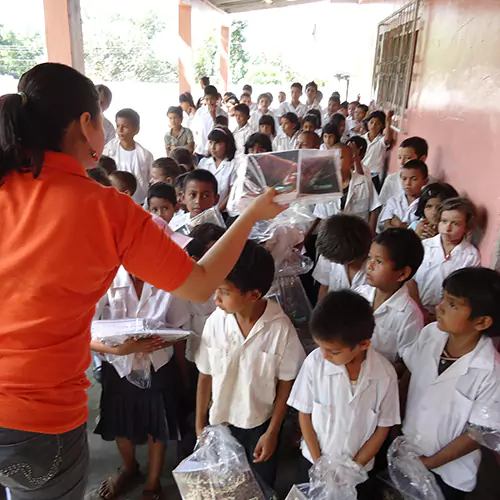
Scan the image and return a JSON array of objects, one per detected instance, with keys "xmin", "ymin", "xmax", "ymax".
[{"xmin": 372, "ymin": 0, "xmax": 420, "ymax": 132}]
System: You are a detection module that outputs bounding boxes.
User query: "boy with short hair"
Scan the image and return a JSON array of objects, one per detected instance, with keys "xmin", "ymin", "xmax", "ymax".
[
  {"xmin": 378, "ymin": 159, "xmax": 428, "ymax": 232},
  {"xmin": 150, "ymin": 157, "xmax": 185, "ymax": 186},
  {"xmin": 95, "ymin": 84, "xmax": 115, "ymax": 145},
  {"xmin": 249, "ymin": 94, "xmax": 278, "ymax": 133},
  {"xmin": 278, "ymin": 82, "xmax": 306, "ymax": 118},
  {"xmin": 313, "ymin": 214, "xmax": 372, "ymax": 302},
  {"xmin": 242, "ymin": 84, "xmax": 256, "ymax": 111},
  {"xmin": 96, "ymin": 155, "xmax": 117, "ymax": 175},
  {"xmin": 232, "ymin": 103, "xmax": 252, "ymax": 155},
  {"xmin": 103, "ymin": 108, "xmax": 154, "ymax": 203},
  {"xmin": 322, "ymin": 95, "xmax": 341, "ymax": 125},
  {"xmin": 351, "ymin": 104, "xmax": 369, "ymax": 136},
  {"xmin": 147, "ymin": 182, "xmax": 178, "ymax": 224},
  {"xmin": 401, "ymin": 267, "xmax": 500, "ymax": 499},
  {"xmin": 288, "ymin": 290, "xmax": 400, "ymax": 492},
  {"xmin": 164, "ymin": 105, "xmax": 194, "ymax": 156},
  {"xmin": 108, "ymin": 170, "xmax": 138, "ymax": 197},
  {"xmin": 297, "ymin": 130, "xmax": 321, "ymax": 150},
  {"xmin": 356, "ymin": 229, "xmax": 424, "ymax": 363},
  {"xmin": 195, "ymin": 241, "xmax": 305, "ymax": 487},
  {"xmin": 304, "ymin": 81, "xmax": 322, "ymax": 116},
  {"xmin": 345, "ymin": 100, "xmax": 360, "ymax": 137}
]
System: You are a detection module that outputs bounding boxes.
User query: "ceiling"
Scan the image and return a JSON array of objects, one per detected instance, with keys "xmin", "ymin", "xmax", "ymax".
[{"xmin": 207, "ymin": 0, "xmax": 359, "ymax": 14}]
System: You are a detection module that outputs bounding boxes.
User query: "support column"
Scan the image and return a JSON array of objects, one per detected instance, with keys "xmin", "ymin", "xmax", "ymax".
[
  {"xmin": 179, "ymin": 2, "xmax": 193, "ymax": 93},
  {"xmin": 43, "ymin": 0, "xmax": 85, "ymax": 73},
  {"xmin": 220, "ymin": 24, "xmax": 229, "ymax": 92}
]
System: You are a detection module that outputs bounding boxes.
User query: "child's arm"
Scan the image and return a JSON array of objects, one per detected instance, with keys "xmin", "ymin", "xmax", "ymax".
[
  {"xmin": 218, "ymin": 194, "xmax": 230, "ymax": 213},
  {"xmin": 420, "ymin": 433, "xmax": 480, "ymax": 470},
  {"xmin": 254, "ymin": 379, "xmax": 294, "ymax": 463},
  {"xmin": 318, "ymin": 285, "xmax": 329, "ymax": 302},
  {"xmin": 369, "ymin": 208, "xmax": 380, "ymax": 235},
  {"xmin": 384, "ymin": 110, "xmax": 394, "ymax": 147},
  {"xmin": 353, "ymin": 426, "xmax": 391, "ymax": 466},
  {"xmin": 298, "ymin": 411, "xmax": 322, "ymax": 463},
  {"xmin": 195, "ymin": 372, "xmax": 212, "ymax": 436}
]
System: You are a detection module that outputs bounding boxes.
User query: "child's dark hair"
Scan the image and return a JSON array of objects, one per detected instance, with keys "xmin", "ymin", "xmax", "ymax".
[
  {"xmin": 227, "ymin": 95, "xmax": 239, "ymax": 106},
  {"xmin": 207, "ymin": 126, "xmax": 236, "ymax": 160},
  {"xmin": 167, "ymin": 106, "xmax": 183, "ymax": 118},
  {"xmin": 257, "ymin": 93, "xmax": 271, "ymax": 104},
  {"xmin": 299, "ymin": 130, "xmax": 321, "ymax": 148},
  {"xmin": 204, "ymin": 85, "xmax": 217, "ymax": 97},
  {"xmin": 341, "ymin": 101, "xmax": 349, "ymax": 111},
  {"xmin": 0, "ymin": 63, "xmax": 101, "ymax": 183},
  {"xmin": 147, "ymin": 182, "xmax": 177, "ymax": 206},
  {"xmin": 322, "ymin": 122, "xmax": 341, "ymax": 144},
  {"xmin": 283, "ymin": 112, "xmax": 300, "ymax": 131},
  {"xmin": 443, "ymin": 267, "xmax": 500, "ymax": 336},
  {"xmin": 346, "ymin": 136, "xmax": 368, "ymax": 158},
  {"xmin": 374, "ymin": 229, "xmax": 424, "ymax": 281},
  {"xmin": 305, "ymin": 81, "xmax": 318, "ymax": 91},
  {"xmin": 330, "ymin": 113, "xmax": 346, "ymax": 129},
  {"xmin": 234, "ymin": 103, "xmax": 250, "ymax": 117},
  {"xmin": 240, "ymin": 92, "xmax": 251, "ymax": 101},
  {"xmin": 307, "ymin": 108, "xmax": 322, "ymax": 125},
  {"xmin": 415, "ymin": 182, "xmax": 459, "ymax": 219},
  {"xmin": 302, "ymin": 114, "xmax": 319, "ymax": 130},
  {"xmin": 244, "ymin": 133, "xmax": 272, "ymax": 154},
  {"xmin": 170, "ymin": 147, "xmax": 195, "ymax": 170},
  {"xmin": 97, "ymin": 155, "xmax": 117, "ymax": 175},
  {"xmin": 259, "ymin": 115, "xmax": 276, "ymax": 136},
  {"xmin": 366, "ymin": 110, "xmax": 386, "ymax": 129},
  {"xmin": 226, "ymin": 240, "xmax": 275, "ymax": 297},
  {"xmin": 87, "ymin": 167, "xmax": 111, "ymax": 186},
  {"xmin": 438, "ymin": 197, "xmax": 476, "ymax": 229},
  {"xmin": 200, "ymin": 76, "xmax": 210, "ymax": 86},
  {"xmin": 188, "ymin": 223, "xmax": 226, "ymax": 259},
  {"xmin": 153, "ymin": 157, "xmax": 185, "ymax": 181},
  {"xmin": 329, "ymin": 95, "xmax": 341, "ymax": 106},
  {"xmin": 184, "ymin": 169, "xmax": 218, "ymax": 196},
  {"xmin": 116, "ymin": 108, "xmax": 140, "ymax": 129},
  {"xmin": 95, "ymin": 84, "xmax": 112, "ymax": 105},
  {"xmin": 179, "ymin": 91, "xmax": 195, "ymax": 108},
  {"xmin": 291, "ymin": 82, "xmax": 303, "ymax": 92},
  {"xmin": 109, "ymin": 171, "xmax": 137, "ymax": 195},
  {"xmin": 215, "ymin": 115, "xmax": 229, "ymax": 127},
  {"xmin": 311, "ymin": 290, "xmax": 375, "ymax": 347},
  {"xmin": 243, "ymin": 84, "xmax": 252, "ymax": 93},
  {"xmin": 174, "ymin": 172, "xmax": 188, "ymax": 192},
  {"xmin": 316, "ymin": 214, "xmax": 372, "ymax": 264},
  {"xmin": 402, "ymin": 159, "xmax": 428, "ymax": 179},
  {"xmin": 356, "ymin": 104, "xmax": 369, "ymax": 114},
  {"xmin": 349, "ymin": 100, "xmax": 360, "ymax": 108},
  {"xmin": 400, "ymin": 136, "xmax": 429, "ymax": 159}
]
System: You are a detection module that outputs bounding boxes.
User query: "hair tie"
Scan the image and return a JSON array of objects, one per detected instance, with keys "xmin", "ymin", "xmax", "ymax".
[
  {"xmin": 17, "ymin": 92, "xmax": 28, "ymax": 107},
  {"xmin": 213, "ymin": 126, "xmax": 229, "ymax": 137}
]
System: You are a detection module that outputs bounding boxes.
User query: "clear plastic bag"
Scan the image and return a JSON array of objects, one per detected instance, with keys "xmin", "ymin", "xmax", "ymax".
[
  {"xmin": 387, "ymin": 436, "xmax": 445, "ymax": 500},
  {"xmin": 467, "ymin": 401, "xmax": 500, "ymax": 452},
  {"xmin": 126, "ymin": 353, "xmax": 152, "ymax": 389},
  {"xmin": 267, "ymin": 276, "xmax": 312, "ymax": 327},
  {"xmin": 173, "ymin": 425, "xmax": 265, "ymax": 500},
  {"xmin": 177, "ymin": 207, "xmax": 226, "ymax": 236}
]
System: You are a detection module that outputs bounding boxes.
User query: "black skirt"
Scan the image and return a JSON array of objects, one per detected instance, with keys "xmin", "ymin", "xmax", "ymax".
[{"xmin": 94, "ymin": 359, "xmax": 179, "ymax": 445}]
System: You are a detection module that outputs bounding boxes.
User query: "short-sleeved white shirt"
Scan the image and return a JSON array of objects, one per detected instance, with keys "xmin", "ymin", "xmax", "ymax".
[
  {"xmin": 249, "ymin": 109, "xmax": 278, "ymax": 133},
  {"xmin": 103, "ymin": 116, "xmax": 116, "ymax": 145},
  {"xmin": 402, "ymin": 323, "xmax": 500, "ymax": 492},
  {"xmin": 313, "ymin": 172, "xmax": 381, "ymax": 221},
  {"xmin": 355, "ymin": 284, "xmax": 423, "ymax": 362},
  {"xmin": 233, "ymin": 123, "xmax": 253, "ymax": 156},
  {"xmin": 197, "ymin": 157, "xmax": 238, "ymax": 207},
  {"xmin": 377, "ymin": 191, "xmax": 420, "ymax": 232},
  {"xmin": 277, "ymin": 101, "xmax": 307, "ymax": 118},
  {"xmin": 413, "ymin": 235, "xmax": 481, "ymax": 314},
  {"xmin": 272, "ymin": 132, "xmax": 299, "ymax": 152},
  {"xmin": 195, "ymin": 300, "xmax": 305, "ymax": 429},
  {"xmin": 288, "ymin": 347, "xmax": 400, "ymax": 467},
  {"xmin": 379, "ymin": 171, "xmax": 438, "ymax": 206},
  {"xmin": 362, "ymin": 133, "xmax": 389, "ymax": 175},
  {"xmin": 192, "ymin": 105, "xmax": 227, "ymax": 155},
  {"xmin": 313, "ymin": 255, "xmax": 368, "ymax": 291}
]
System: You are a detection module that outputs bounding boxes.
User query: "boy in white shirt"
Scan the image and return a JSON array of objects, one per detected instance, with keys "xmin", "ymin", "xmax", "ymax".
[
  {"xmin": 232, "ymin": 103, "xmax": 253, "ymax": 155},
  {"xmin": 378, "ymin": 159, "xmax": 428, "ymax": 232},
  {"xmin": 272, "ymin": 112, "xmax": 300, "ymax": 151},
  {"xmin": 313, "ymin": 214, "xmax": 372, "ymax": 302},
  {"xmin": 277, "ymin": 82, "xmax": 307, "ymax": 119},
  {"xmin": 103, "ymin": 108, "xmax": 154, "ymax": 204},
  {"xmin": 249, "ymin": 93, "xmax": 278, "ymax": 133},
  {"xmin": 356, "ymin": 228, "xmax": 424, "ymax": 364},
  {"xmin": 288, "ymin": 290, "xmax": 400, "ymax": 495},
  {"xmin": 195, "ymin": 241, "xmax": 305, "ymax": 488},
  {"xmin": 322, "ymin": 95, "xmax": 342, "ymax": 125},
  {"xmin": 242, "ymin": 84, "xmax": 257, "ymax": 111},
  {"xmin": 147, "ymin": 182, "xmax": 179, "ymax": 224},
  {"xmin": 304, "ymin": 81, "xmax": 322, "ymax": 116},
  {"xmin": 401, "ymin": 267, "xmax": 500, "ymax": 499}
]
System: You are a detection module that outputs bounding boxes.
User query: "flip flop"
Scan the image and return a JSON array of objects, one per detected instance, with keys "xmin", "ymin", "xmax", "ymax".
[{"xmin": 99, "ymin": 463, "xmax": 141, "ymax": 499}]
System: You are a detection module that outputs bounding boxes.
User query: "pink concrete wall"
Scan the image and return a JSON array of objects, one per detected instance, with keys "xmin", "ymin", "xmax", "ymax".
[{"xmin": 362, "ymin": 0, "xmax": 500, "ymax": 265}]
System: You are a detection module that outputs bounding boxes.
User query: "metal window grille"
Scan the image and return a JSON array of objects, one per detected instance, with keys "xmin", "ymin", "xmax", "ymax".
[{"xmin": 372, "ymin": 0, "xmax": 420, "ymax": 132}]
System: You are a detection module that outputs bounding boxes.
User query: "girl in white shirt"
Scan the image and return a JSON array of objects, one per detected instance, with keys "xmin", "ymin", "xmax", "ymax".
[
  {"xmin": 273, "ymin": 112, "xmax": 300, "ymax": 152},
  {"xmin": 179, "ymin": 92, "xmax": 197, "ymax": 130}
]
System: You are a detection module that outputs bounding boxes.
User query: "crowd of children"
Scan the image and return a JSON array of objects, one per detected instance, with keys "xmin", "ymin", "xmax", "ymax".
[{"xmin": 88, "ymin": 80, "xmax": 499, "ymax": 500}]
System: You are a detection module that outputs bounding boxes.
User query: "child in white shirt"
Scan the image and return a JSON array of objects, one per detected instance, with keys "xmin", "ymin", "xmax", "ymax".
[
  {"xmin": 322, "ymin": 95, "xmax": 342, "ymax": 125},
  {"xmin": 277, "ymin": 82, "xmax": 307, "ymax": 118},
  {"xmin": 258, "ymin": 114, "xmax": 277, "ymax": 142},
  {"xmin": 409, "ymin": 197, "xmax": 481, "ymax": 320},
  {"xmin": 96, "ymin": 84, "xmax": 116, "ymax": 145},
  {"xmin": 378, "ymin": 159, "xmax": 429, "ymax": 232},
  {"xmin": 147, "ymin": 182, "xmax": 179, "ymax": 225},
  {"xmin": 273, "ymin": 112, "xmax": 300, "ymax": 151},
  {"xmin": 401, "ymin": 267, "xmax": 500, "ymax": 498},
  {"xmin": 288, "ymin": 290, "xmax": 400, "ymax": 493},
  {"xmin": 249, "ymin": 93, "xmax": 278, "ymax": 132},
  {"xmin": 304, "ymin": 81, "xmax": 322, "ymax": 116},
  {"xmin": 313, "ymin": 214, "xmax": 372, "ymax": 302},
  {"xmin": 103, "ymin": 108, "xmax": 154, "ymax": 204},
  {"xmin": 108, "ymin": 170, "xmax": 138, "ymax": 198},
  {"xmin": 196, "ymin": 241, "xmax": 305, "ymax": 488},
  {"xmin": 232, "ymin": 103, "xmax": 253, "ymax": 156},
  {"xmin": 356, "ymin": 228, "xmax": 424, "ymax": 363}
]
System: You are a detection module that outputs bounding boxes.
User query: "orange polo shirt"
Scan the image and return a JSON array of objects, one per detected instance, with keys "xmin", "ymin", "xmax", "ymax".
[{"xmin": 0, "ymin": 152, "xmax": 193, "ymax": 434}]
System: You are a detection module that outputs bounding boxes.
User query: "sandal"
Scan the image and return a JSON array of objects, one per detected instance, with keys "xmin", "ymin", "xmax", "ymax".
[
  {"xmin": 99, "ymin": 463, "xmax": 141, "ymax": 499},
  {"xmin": 140, "ymin": 487, "xmax": 163, "ymax": 500}
]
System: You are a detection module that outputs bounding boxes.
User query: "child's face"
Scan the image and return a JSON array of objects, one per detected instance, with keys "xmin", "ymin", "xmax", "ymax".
[
  {"xmin": 259, "ymin": 124, "xmax": 273, "ymax": 137},
  {"xmin": 148, "ymin": 197, "xmax": 177, "ymax": 224},
  {"xmin": 282, "ymin": 118, "xmax": 295, "ymax": 137},
  {"xmin": 205, "ymin": 95, "xmax": 217, "ymax": 108},
  {"xmin": 368, "ymin": 117, "xmax": 384, "ymax": 136},
  {"xmin": 184, "ymin": 180, "xmax": 219, "ymax": 217},
  {"xmin": 241, "ymin": 95, "xmax": 251, "ymax": 106},
  {"xmin": 248, "ymin": 142, "xmax": 268, "ymax": 154},
  {"xmin": 439, "ymin": 209, "xmax": 468, "ymax": 245},
  {"xmin": 235, "ymin": 110, "xmax": 249, "ymax": 128},
  {"xmin": 366, "ymin": 242, "xmax": 407, "ymax": 290},
  {"xmin": 214, "ymin": 280, "xmax": 260, "ymax": 314},
  {"xmin": 305, "ymin": 86, "xmax": 317, "ymax": 102},
  {"xmin": 328, "ymin": 100, "xmax": 339, "ymax": 115},
  {"xmin": 180, "ymin": 101, "xmax": 189, "ymax": 112},
  {"xmin": 227, "ymin": 101, "xmax": 237, "ymax": 115},
  {"xmin": 337, "ymin": 120, "xmax": 346, "ymax": 137},
  {"xmin": 348, "ymin": 103, "xmax": 357, "ymax": 118},
  {"xmin": 290, "ymin": 86, "xmax": 302, "ymax": 102},
  {"xmin": 400, "ymin": 168, "xmax": 426, "ymax": 198},
  {"xmin": 150, "ymin": 167, "xmax": 169, "ymax": 185},
  {"xmin": 423, "ymin": 197, "xmax": 442, "ymax": 226},
  {"xmin": 302, "ymin": 121, "xmax": 316, "ymax": 133},
  {"xmin": 259, "ymin": 97, "xmax": 270, "ymax": 111},
  {"xmin": 314, "ymin": 337, "xmax": 370, "ymax": 367},
  {"xmin": 116, "ymin": 117, "xmax": 138, "ymax": 143},
  {"xmin": 210, "ymin": 140, "xmax": 227, "ymax": 160},
  {"xmin": 279, "ymin": 92, "xmax": 286, "ymax": 103},
  {"xmin": 436, "ymin": 290, "xmax": 476, "ymax": 336},
  {"xmin": 297, "ymin": 133, "xmax": 318, "ymax": 150},
  {"xmin": 397, "ymin": 147, "xmax": 419, "ymax": 167},
  {"xmin": 323, "ymin": 133, "xmax": 337, "ymax": 149},
  {"xmin": 354, "ymin": 106, "xmax": 366, "ymax": 122},
  {"xmin": 168, "ymin": 112, "xmax": 182, "ymax": 129}
]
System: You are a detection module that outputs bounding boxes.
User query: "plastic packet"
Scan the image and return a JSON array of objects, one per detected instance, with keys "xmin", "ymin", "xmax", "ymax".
[
  {"xmin": 285, "ymin": 484, "xmax": 310, "ymax": 500},
  {"xmin": 177, "ymin": 207, "xmax": 226, "ymax": 236},
  {"xmin": 387, "ymin": 436, "xmax": 445, "ymax": 500},
  {"xmin": 173, "ymin": 425, "xmax": 265, "ymax": 500},
  {"xmin": 126, "ymin": 353, "xmax": 151, "ymax": 389},
  {"xmin": 467, "ymin": 401, "xmax": 500, "ymax": 452},
  {"xmin": 267, "ymin": 276, "xmax": 312, "ymax": 327}
]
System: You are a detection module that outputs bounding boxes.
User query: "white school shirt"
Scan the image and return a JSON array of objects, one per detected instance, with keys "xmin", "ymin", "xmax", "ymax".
[
  {"xmin": 362, "ymin": 133, "xmax": 389, "ymax": 176},
  {"xmin": 197, "ymin": 156, "xmax": 238, "ymax": 208},
  {"xmin": 313, "ymin": 255, "xmax": 368, "ymax": 292},
  {"xmin": 273, "ymin": 132, "xmax": 299, "ymax": 152},
  {"xmin": 183, "ymin": 109, "xmax": 196, "ymax": 131},
  {"xmin": 355, "ymin": 284, "xmax": 423, "ymax": 362},
  {"xmin": 103, "ymin": 116, "xmax": 116, "ymax": 145},
  {"xmin": 288, "ymin": 347, "xmax": 400, "ymax": 467},
  {"xmin": 413, "ymin": 234, "xmax": 481, "ymax": 314},
  {"xmin": 233, "ymin": 122, "xmax": 253, "ymax": 156},
  {"xmin": 249, "ymin": 109, "xmax": 278, "ymax": 133},
  {"xmin": 103, "ymin": 138, "xmax": 153, "ymax": 204},
  {"xmin": 379, "ymin": 172, "xmax": 438, "ymax": 206},
  {"xmin": 313, "ymin": 172, "xmax": 381, "ymax": 222},
  {"xmin": 402, "ymin": 323, "xmax": 500, "ymax": 491},
  {"xmin": 304, "ymin": 102, "xmax": 322, "ymax": 122},
  {"xmin": 185, "ymin": 297, "xmax": 217, "ymax": 363},
  {"xmin": 277, "ymin": 101, "xmax": 307, "ymax": 118},
  {"xmin": 195, "ymin": 300, "xmax": 306, "ymax": 429},
  {"xmin": 377, "ymin": 191, "xmax": 419, "ymax": 233},
  {"xmin": 192, "ymin": 105, "xmax": 228, "ymax": 155}
]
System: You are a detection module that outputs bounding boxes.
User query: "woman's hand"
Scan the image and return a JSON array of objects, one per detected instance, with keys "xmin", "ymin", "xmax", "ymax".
[
  {"xmin": 115, "ymin": 336, "xmax": 170, "ymax": 355},
  {"xmin": 246, "ymin": 188, "xmax": 287, "ymax": 221}
]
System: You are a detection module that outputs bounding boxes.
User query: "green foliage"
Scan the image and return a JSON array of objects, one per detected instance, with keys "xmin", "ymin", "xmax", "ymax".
[
  {"xmin": 0, "ymin": 25, "xmax": 44, "ymax": 79},
  {"xmin": 194, "ymin": 30, "xmax": 218, "ymax": 81},
  {"xmin": 246, "ymin": 53, "xmax": 306, "ymax": 86},
  {"xmin": 229, "ymin": 20, "xmax": 249, "ymax": 84}
]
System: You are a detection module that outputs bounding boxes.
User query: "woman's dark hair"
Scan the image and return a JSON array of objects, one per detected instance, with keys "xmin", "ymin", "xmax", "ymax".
[
  {"xmin": 167, "ymin": 106, "xmax": 183, "ymax": 118},
  {"xmin": 259, "ymin": 115, "xmax": 276, "ymax": 137},
  {"xmin": 147, "ymin": 182, "xmax": 177, "ymax": 206},
  {"xmin": 282, "ymin": 112, "xmax": 300, "ymax": 131},
  {"xmin": 302, "ymin": 114, "xmax": 319, "ymax": 130},
  {"xmin": 322, "ymin": 122, "xmax": 341, "ymax": 144},
  {"xmin": 207, "ymin": 126, "xmax": 236, "ymax": 160},
  {"xmin": 346, "ymin": 136, "xmax": 368, "ymax": 158},
  {"xmin": 170, "ymin": 147, "xmax": 195, "ymax": 170},
  {"xmin": 415, "ymin": 182, "xmax": 459, "ymax": 219},
  {"xmin": 244, "ymin": 133, "xmax": 272, "ymax": 154},
  {"xmin": 0, "ymin": 62, "xmax": 100, "ymax": 183},
  {"xmin": 179, "ymin": 91, "xmax": 196, "ymax": 109}
]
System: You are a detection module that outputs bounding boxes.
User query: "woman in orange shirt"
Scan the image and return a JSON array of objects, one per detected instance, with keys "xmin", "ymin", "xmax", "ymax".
[{"xmin": 0, "ymin": 63, "xmax": 283, "ymax": 500}]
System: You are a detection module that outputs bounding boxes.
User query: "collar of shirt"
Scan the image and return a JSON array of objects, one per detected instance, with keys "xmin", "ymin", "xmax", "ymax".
[
  {"xmin": 363, "ymin": 132, "xmax": 384, "ymax": 146},
  {"xmin": 357, "ymin": 284, "xmax": 412, "ymax": 315},
  {"xmin": 110, "ymin": 266, "xmax": 159, "ymax": 307},
  {"xmin": 168, "ymin": 126, "xmax": 187, "ymax": 139},
  {"xmin": 44, "ymin": 151, "xmax": 88, "ymax": 179}
]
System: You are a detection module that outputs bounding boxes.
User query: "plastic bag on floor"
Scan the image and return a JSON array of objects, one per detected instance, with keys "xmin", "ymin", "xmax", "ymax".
[
  {"xmin": 467, "ymin": 401, "xmax": 500, "ymax": 452},
  {"xmin": 173, "ymin": 425, "xmax": 266, "ymax": 500},
  {"xmin": 267, "ymin": 276, "xmax": 312, "ymax": 327},
  {"xmin": 387, "ymin": 436, "xmax": 445, "ymax": 500}
]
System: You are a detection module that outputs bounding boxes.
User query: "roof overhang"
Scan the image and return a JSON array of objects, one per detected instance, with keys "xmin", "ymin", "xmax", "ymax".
[{"xmin": 205, "ymin": 0, "xmax": 359, "ymax": 14}]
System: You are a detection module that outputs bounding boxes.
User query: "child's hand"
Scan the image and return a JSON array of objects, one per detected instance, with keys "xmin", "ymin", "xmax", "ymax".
[
  {"xmin": 253, "ymin": 429, "xmax": 279, "ymax": 463},
  {"xmin": 387, "ymin": 110, "xmax": 394, "ymax": 121},
  {"xmin": 116, "ymin": 337, "xmax": 169, "ymax": 355},
  {"xmin": 390, "ymin": 216, "xmax": 405, "ymax": 228},
  {"xmin": 421, "ymin": 222, "xmax": 438, "ymax": 239}
]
